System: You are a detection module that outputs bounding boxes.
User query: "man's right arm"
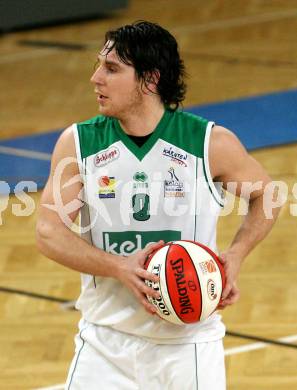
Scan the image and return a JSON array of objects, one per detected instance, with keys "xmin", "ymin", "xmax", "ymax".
[
  {"xmin": 36, "ymin": 127, "xmax": 161, "ymax": 313},
  {"xmin": 36, "ymin": 127, "xmax": 120, "ymax": 277}
]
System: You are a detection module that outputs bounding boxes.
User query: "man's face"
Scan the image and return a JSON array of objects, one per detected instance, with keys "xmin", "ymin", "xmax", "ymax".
[{"xmin": 90, "ymin": 42, "xmax": 143, "ymax": 118}]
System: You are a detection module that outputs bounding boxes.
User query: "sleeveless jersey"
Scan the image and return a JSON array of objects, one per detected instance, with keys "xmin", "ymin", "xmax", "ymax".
[{"xmin": 72, "ymin": 109, "xmax": 225, "ymax": 344}]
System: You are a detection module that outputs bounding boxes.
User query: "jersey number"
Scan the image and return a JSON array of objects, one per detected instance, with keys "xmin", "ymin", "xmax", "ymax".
[{"xmin": 132, "ymin": 193, "xmax": 150, "ymax": 221}]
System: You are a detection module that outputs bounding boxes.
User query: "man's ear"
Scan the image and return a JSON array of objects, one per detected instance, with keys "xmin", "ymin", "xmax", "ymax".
[{"xmin": 144, "ymin": 70, "xmax": 160, "ymax": 93}]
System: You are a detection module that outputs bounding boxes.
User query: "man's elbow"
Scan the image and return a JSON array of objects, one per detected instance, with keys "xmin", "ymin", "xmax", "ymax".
[{"xmin": 35, "ymin": 220, "xmax": 55, "ymax": 255}]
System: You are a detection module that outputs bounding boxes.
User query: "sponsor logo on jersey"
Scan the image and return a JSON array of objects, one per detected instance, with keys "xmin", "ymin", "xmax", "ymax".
[
  {"xmin": 133, "ymin": 171, "xmax": 148, "ymax": 190},
  {"xmin": 164, "ymin": 167, "xmax": 185, "ymax": 198},
  {"xmin": 94, "ymin": 146, "xmax": 119, "ymax": 167},
  {"xmin": 133, "ymin": 172, "xmax": 148, "ymax": 182},
  {"xmin": 199, "ymin": 259, "xmax": 217, "ymax": 274},
  {"xmin": 102, "ymin": 230, "xmax": 181, "ymax": 255},
  {"xmin": 132, "ymin": 172, "xmax": 150, "ymax": 221},
  {"xmin": 98, "ymin": 176, "xmax": 116, "ymax": 198},
  {"xmin": 162, "ymin": 146, "xmax": 188, "ymax": 167}
]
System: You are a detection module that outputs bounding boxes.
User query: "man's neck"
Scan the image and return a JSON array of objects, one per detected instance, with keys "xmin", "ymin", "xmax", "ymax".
[{"xmin": 118, "ymin": 103, "xmax": 165, "ymax": 136}]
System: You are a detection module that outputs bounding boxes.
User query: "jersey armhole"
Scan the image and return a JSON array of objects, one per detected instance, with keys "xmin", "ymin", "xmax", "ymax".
[
  {"xmin": 203, "ymin": 122, "xmax": 225, "ymax": 207},
  {"xmin": 72, "ymin": 123, "xmax": 84, "ymax": 177},
  {"xmin": 72, "ymin": 123, "xmax": 92, "ymax": 243}
]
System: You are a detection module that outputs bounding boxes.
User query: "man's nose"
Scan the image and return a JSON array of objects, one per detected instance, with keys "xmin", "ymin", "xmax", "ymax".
[{"xmin": 90, "ymin": 66, "xmax": 104, "ymax": 85}]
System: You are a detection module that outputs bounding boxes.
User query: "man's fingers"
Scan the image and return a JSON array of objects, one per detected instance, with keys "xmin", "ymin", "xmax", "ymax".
[
  {"xmin": 218, "ymin": 284, "xmax": 240, "ymax": 309},
  {"xmin": 143, "ymin": 240, "xmax": 164, "ymax": 255},
  {"xmin": 218, "ymin": 253, "xmax": 227, "ymax": 264},
  {"xmin": 221, "ymin": 282, "xmax": 232, "ymax": 300},
  {"xmin": 133, "ymin": 288, "xmax": 157, "ymax": 314},
  {"xmin": 136, "ymin": 268, "xmax": 160, "ymax": 283},
  {"xmin": 136, "ymin": 279, "xmax": 160, "ymax": 299},
  {"xmin": 141, "ymin": 296, "xmax": 157, "ymax": 314},
  {"xmin": 229, "ymin": 286, "xmax": 240, "ymax": 304},
  {"xmin": 218, "ymin": 295, "xmax": 237, "ymax": 308},
  {"xmin": 217, "ymin": 301, "xmax": 228, "ymax": 310}
]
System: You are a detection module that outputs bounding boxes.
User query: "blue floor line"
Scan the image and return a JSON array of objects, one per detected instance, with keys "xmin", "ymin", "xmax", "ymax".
[
  {"xmin": 0, "ymin": 129, "xmax": 62, "ymax": 153},
  {"xmin": 188, "ymin": 88, "xmax": 297, "ymax": 150}
]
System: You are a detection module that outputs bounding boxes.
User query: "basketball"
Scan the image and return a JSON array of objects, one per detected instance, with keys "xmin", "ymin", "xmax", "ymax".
[{"xmin": 144, "ymin": 240, "xmax": 226, "ymax": 325}]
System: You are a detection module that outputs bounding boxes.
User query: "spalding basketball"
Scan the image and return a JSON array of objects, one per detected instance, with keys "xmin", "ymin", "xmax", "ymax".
[{"xmin": 144, "ymin": 240, "xmax": 226, "ymax": 325}]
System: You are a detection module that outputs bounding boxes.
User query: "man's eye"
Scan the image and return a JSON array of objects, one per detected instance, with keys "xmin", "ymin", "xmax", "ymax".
[{"xmin": 107, "ymin": 67, "xmax": 116, "ymax": 73}]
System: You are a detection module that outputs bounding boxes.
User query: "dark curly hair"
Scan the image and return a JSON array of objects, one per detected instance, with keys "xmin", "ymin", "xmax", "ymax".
[{"xmin": 104, "ymin": 21, "xmax": 186, "ymax": 110}]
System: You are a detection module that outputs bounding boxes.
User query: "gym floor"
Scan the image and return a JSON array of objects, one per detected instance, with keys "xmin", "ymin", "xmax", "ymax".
[{"xmin": 1, "ymin": 1, "xmax": 297, "ymax": 389}]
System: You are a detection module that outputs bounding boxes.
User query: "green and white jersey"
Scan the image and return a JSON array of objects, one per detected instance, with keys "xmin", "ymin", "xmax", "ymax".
[{"xmin": 73, "ymin": 109, "xmax": 225, "ymax": 344}]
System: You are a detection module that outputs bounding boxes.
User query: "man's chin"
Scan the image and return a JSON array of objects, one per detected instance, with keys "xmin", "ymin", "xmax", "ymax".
[{"xmin": 98, "ymin": 106, "xmax": 111, "ymax": 116}]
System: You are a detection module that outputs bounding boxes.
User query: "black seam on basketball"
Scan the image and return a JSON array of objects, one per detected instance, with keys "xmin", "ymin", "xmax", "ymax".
[
  {"xmin": 67, "ymin": 326, "xmax": 88, "ymax": 389},
  {"xmin": 198, "ymin": 242, "xmax": 224, "ymax": 299},
  {"xmin": 159, "ymin": 244, "xmax": 171, "ymax": 313},
  {"xmin": 183, "ymin": 240, "xmax": 218, "ymax": 259},
  {"xmin": 164, "ymin": 243, "xmax": 181, "ymax": 322},
  {"xmin": 176, "ymin": 244, "xmax": 203, "ymax": 321},
  {"xmin": 188, "ymin": 241, "xmax": 225, "ymax": 297},
  {"xmin": 216, "ymin": 263, "xmax": 224, "ymax": 299},
  {"xmin": 165, "ymin": 243, "xmax": 202, "ymax": 323}
]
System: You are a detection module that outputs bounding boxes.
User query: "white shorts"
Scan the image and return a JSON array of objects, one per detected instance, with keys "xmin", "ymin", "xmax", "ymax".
[{"xmin": 65, "ymin": 319, "xmax": 226, "ymax": 390}]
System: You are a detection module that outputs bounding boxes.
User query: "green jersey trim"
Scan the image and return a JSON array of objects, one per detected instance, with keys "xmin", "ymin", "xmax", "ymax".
[
  {"xmin": 72, "ymin": 124, "xmax": 84, "ymax": 176},
  {"xmin": 76, "ymin": 110, "xmax": 209, "ymax": 161},
  {"xmin": 203, "ymin": 122, "xmax": 225, "ymax": 207},
  {"xmin": 77, "ymin": 116, "xmax": 121, "ymax": 160},
  {"xmin": 113, "ymin": 109, "xmax": 171, "ymax": 161},
  {"xmin": 160, "ymin": 110, "xmax": 208, "ymax": 158},
  {"xmin": 75, "ymin": 111, "xmax": 223, "ymax": 206}
]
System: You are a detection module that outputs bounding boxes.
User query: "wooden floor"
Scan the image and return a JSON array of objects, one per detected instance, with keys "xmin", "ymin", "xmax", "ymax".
[{"xmin": 1, "ymin": 0, "xmax": 297, "ymax": 388}]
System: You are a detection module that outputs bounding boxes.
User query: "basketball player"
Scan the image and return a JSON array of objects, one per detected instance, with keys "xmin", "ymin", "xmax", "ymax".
[{"xmin": 36, "ymin": 21, "xmax": 280, "ymax": 389}]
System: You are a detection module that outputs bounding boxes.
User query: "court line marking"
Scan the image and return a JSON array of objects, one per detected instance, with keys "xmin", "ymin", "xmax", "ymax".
[
  {"xmin": 183, "ymin": 51, "xmax": 297, "ymax": 68},
  {"xmin": 0, "ymin": 145, "xmax": 52, "ymax": 161},
  {"xmin": 173, "ymin": 8, "xmax": 297, "ymax": 34},
  {"xmin": 0, "ymin": 287, "xmax": 69, "ymax": 303},
  {"xmin": 34, "ymin": 333, "xmax": 297, "ymax": 390},
  {"xmin": 0, "ymin": 48, "xmax": 61, "ymax": 64},
  {"xmin": 1, "ymin": 8, "xmax": 297, "ymax": 64},
  {"xmin": 15, "ymin": 38, "xmax": 297, "ymax": 69},
  {"xmin": 18, "ymin": 39, "xmax": 87, "ymax": 50},
  {"xmin": 226, "ymin": 330, "xmax": 297, "ymax": 350},
  {"xmin": 225, "ymin": 333, "xmax": 297, "ymax": 356},
  {"xmin": 35, "ymin": 385, "xmax": 64, "ymax": 390}
]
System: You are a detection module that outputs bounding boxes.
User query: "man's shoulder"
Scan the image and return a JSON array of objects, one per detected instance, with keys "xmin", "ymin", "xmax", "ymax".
[
  {"xmin": 172, "ymin": 109, "xmax": 210, "ymax": 130},
  {"xmin": 76, "ymin": 114, "xmax": 115, "ymax": 141},
  {"xmin": 161, "ymin": 109, "xmax": 212, "ymax": 158},
  {"xmin": 77, "ymin": 114, "xmax": 111, "ymax": 128},
  {"xmin": 74, "ymin": 115, "xmax": 119, "ymax": 159}
]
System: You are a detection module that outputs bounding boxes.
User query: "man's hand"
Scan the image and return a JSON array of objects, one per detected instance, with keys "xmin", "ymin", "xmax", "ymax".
[
  {"xmin": 116, "ymin": 240, "xmax": 165, "ymax": 315},
  {"xmin": 217, "ymin": 251, "xmax": 241, "ymax": 309}
]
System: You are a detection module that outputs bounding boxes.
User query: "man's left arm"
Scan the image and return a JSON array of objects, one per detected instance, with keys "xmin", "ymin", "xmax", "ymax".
[{"xmin": 209, "ymin": 126, "xmax": 282, "ymax": 308}]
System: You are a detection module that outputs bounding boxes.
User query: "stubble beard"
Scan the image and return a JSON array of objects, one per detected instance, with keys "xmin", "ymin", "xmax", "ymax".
[{"xmin": 106, "ymin": 85, "xmax": 144, "ymax": 121}]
